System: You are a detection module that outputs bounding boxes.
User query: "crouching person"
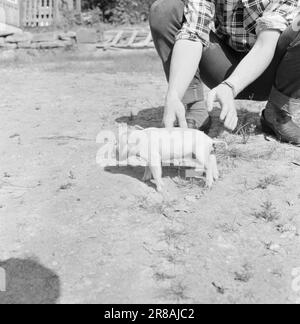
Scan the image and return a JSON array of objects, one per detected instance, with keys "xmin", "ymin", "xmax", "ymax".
[{"xmin": 150, "ymin": 0, "xmax": 300, "ymax": 145}]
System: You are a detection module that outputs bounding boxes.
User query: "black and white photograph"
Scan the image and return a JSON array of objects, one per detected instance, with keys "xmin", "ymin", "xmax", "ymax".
[{"xmin": 0, "ymin": 0, "xmax": 300, "ymax": 307}]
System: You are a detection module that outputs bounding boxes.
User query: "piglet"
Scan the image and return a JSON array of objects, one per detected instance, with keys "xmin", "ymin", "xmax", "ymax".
[{"xmin": 118, "ymin": 125, "xmax": 220, "ymax": 192}]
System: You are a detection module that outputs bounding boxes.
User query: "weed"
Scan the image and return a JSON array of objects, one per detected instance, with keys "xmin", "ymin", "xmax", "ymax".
[
  {"xmin": 154, "ymin": 272, "xmax": 176, "ymax": 282},
  {"xmin": 255, "ymin": 175, "xmax": 282, "ymax": 190},
  {"xmin": 163, "ymin": 228, "xmax": 187, "ymax": 243},
  {"xmin": 167, "ymin": 282, "xmax": 189, "ymax": 302},
  {"xmin": 253, "ymin": 201, "xmax": 280, "ymax": 222},
  {"xmin": 234, "ymin": 264, "xmax": 253, "ymax": 283},
  {"xmin": 235, "ymin": 123, "xmax": 256, "ymax": 144}
]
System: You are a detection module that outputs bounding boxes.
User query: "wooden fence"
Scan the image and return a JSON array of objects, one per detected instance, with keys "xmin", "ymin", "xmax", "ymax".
[
  {"xmin": 21, "ymin": 0, "xmax": 56, "ymax": 27},
  {"xmin": 21, "ymin": 0, "xmax": 81, "ymax": 28}
]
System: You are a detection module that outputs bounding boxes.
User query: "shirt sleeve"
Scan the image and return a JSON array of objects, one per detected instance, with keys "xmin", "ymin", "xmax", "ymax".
[
  {"xmin": 256, "ymin": 0, "xmax": 299, "ymax": 35},
  {"xmin": 176, "ymin": 0, "xmax": 216, "ymax": 47}
]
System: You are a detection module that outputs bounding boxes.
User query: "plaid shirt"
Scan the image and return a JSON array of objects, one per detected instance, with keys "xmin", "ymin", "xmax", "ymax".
[{"xmin": 176, "ymin": 0, "xmax": 299, "ymax": 52}]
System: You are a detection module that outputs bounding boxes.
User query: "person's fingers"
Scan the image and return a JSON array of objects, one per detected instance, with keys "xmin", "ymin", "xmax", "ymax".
[
  {"xmin": 220, "ymin": 104, "xmax": 229, "ymax": 121},
  {"xmin": 233, "ymin": 116, "xmax": 239, "ymax": 130},
  {"xmin": 177, "ymin": 106, "xmax": 188, "ymax": 128},
  {"xmin": 179, "ymin": 118, "xmax": 188, "ymax": 128},
  {"xmin": 224, "ymin": 117, "xmax": 231, "ymax": 130},
  {"xmin": 225, "ymin": 110, "xmax": 238, "ymax": 130},
  {"xmin": 206, "ymin": 90, "xmax": 216, "ymax": 112},
  {"xmin": 164, "ymin": 119, "xmax": 174, "ymax": 128},
  {"xmin": 226, "ymin": 118, "xmax": 235, "ymax": 131},
  {"xmin": 163, "ymin": 114, "xmax": 175, "ymax": 128}
]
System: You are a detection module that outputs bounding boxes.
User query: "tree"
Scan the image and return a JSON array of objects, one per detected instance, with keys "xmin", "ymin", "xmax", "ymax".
[{"xmin": 81, "ymin": 0, "xmax": 155, "ymax": 24}]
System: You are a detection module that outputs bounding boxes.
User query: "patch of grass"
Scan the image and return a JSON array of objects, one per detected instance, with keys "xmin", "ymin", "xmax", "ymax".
[
  {"xmin": 154, "ymin": 272, "xmax": 176, "ymax": 282},
  {"xmin": 234, "ymin": 264, "xmax": 253, "ymax": 283},
  {"xmin": 255, "ymin": 175, "xmax": 282, "ymax": 190},
  {"xmin": 253, "ymin": 201, "xmax": 280, "ymax": 222},
  {"xmin": 163, "ymin": 253, "xmax": 184, "ymax": 265},
  {"xmin": 163, "ymin": 228, "xmax": 188, "ymax": 243},
  {"xmin": 166, "ymin": 282, "xmax": 190, "ymax": 302},
  {"xmin": 216, "ymin": 223, "xmax": 239, "ymax": 234},
  {"xmin": 235, "ymin": 123, "xmax": 256, "ymax": 145},
  {"xmin": 137, "ymin": 197, "xmax": 176, "ymax": 215}
]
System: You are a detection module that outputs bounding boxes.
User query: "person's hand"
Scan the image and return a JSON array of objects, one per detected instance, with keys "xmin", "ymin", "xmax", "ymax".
[
  {"xmin": 163, "ymin": 93, "xmax": 188, "ymax": 128},
  {"xmin": 207, "ymin": 84, "xmax": 238, "ymax": 131}
]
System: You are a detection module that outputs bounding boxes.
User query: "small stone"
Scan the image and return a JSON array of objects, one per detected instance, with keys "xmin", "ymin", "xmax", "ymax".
[
  {"xmin": 283, "ymin": 224, "xmax": 297, "ymax": 232},
  {"xmin": 32, "ymin": 32, "xmax": 58, "ymax": 43},
  {"xmin": 39, "ymin": 41, "xmax": 65, "ymax": 49},
  {"xmin": 0, "ymin": 43, "xmax": 17, "ymax": 49},
  {"xmin": 0, "ymin": 26, "xmax": 22, "ymax": 37},
  {"xmin": 6, "ymin": 32, "xmax": 33, "ymax": 43},
  {"xmin": 58, "ymin": 31, "xmax": 77, "ymax": 41},
  {"xmin": 18, "ymin": 41, "xmax": 32, "ymax": 49},
  {"xmin": 269, "ymin": 244, "xmax": 281, "ymax": 252},
  {"xmin": 30, "ymin": 43, "xmax": 41, "ymax": 49},
  {"xmin": 62, "ymin": 39, "xmax": 75, "ymax": 47}
]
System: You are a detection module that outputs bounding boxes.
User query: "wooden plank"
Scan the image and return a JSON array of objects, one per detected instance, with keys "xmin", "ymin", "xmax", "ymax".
[
  {"xmin": 126, "ymin": 30, "xmax": 138, "ymax": 47},
  {"xmin": 110, "ymin": 30, "xmax": 124, "ymax": 46},
  {"xmin": 131, "ymin": 31, "xmax": 153, "ymax": 48}
]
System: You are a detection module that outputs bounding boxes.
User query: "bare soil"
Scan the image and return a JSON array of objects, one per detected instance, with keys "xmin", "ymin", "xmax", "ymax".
[{"xmin": 0, "ymin": 50, "xmax": 299, "ymax": 304}]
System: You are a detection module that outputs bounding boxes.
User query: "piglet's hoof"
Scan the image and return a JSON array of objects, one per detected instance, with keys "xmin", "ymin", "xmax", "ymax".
[{"xmin": 156, "ymin": 181, "xmax": 164, "ymax": 193}]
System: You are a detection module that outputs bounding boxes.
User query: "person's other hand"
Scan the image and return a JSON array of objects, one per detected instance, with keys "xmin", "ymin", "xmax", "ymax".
[
  {"xmin": 207, "ymin": 85, "xmax": 238, "ymax": 131},
  {"xmin": 163, "ymin": 94, "xmax": 188, "ymax": 128}
]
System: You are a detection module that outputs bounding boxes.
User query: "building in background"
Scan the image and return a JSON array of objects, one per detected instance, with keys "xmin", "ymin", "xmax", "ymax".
[
  {"xmin": 21, "ymin": 0, "xmax": 82, "ymax": 28},
  {"xmin": 0, "ymin": 0, "xmax": 21, "ymax": 33}
]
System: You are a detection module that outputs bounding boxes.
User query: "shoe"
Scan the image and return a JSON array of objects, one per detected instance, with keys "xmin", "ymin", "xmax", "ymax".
[
  {"xmin": 261, "ymin": 107, "xmax": 300, "ymax": 145},
  {"xmin": 261, "ymin": 87, "xmax": 300, "ymax": 146}
]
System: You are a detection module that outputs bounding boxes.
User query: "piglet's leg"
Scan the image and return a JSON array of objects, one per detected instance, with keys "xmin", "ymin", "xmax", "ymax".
[
  {"xmin": 205, "ymin": 154, "xmax": 219, "ymax": 188},
  {"xmin": 142, "ymin": 166, "xmax": 152, "ymax": 182},
  {"xmin": 149, "ymin": 163, "xmax": 164, "ymax": 192},
  {"xmin": 205, "ymin": 157, "xmax": 214, "ymax": 188},
  {"xmin": 210, "ymin": 155, "xmax": 219, "ymax": 180}
]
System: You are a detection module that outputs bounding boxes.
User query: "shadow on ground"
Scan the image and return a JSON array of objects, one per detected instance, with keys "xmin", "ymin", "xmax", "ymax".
[
  {"xmin": 116, "ymin": 106, "xmax": 164, "ymax": 128},
  {"xmin": 105, "ymin": 164, "xmax": 200, "ymax": 190},
  {"xmin": 115, "ymin": 105, "xmax": 262, "ymax": 137},
  {"xmin": 0, "ymin": 258, "xmax": 60, "ymax": 304}
]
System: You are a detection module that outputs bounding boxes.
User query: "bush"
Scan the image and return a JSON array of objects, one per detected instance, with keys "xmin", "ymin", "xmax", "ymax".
[{"xmin": 82, "ymin": 0, "xmax": 155, "ymax": 24}]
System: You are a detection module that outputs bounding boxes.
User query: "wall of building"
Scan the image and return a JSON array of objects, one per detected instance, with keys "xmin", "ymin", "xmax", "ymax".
[{"xmin": 0, "ymin": 0, "xmax": 20, "ymax": 27}]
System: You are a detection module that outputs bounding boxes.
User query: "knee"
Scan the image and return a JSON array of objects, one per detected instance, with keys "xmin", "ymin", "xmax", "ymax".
[
  {"xmin": 149, "ymin": 0, "xmax": 183, "ymax": 35},
  {"xmin": 278, "ymin": 25, "xmax": 300, "ymax": 51}
]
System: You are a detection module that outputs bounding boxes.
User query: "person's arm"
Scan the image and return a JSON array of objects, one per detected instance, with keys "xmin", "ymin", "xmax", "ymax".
[
  {"xmin": 164, "ymin": 41, "xmax": 203, "ymax": 128},
  {"xmin": 226, "ymin": 30, "xmax": 280, "ymax": 95},
  {"xmin": 163, "ymin": 0, "xmax": 215, "ymax": 128},
  {"xmin": 207, "ymin": 30, "xmax": 281, "ymax": 130}
]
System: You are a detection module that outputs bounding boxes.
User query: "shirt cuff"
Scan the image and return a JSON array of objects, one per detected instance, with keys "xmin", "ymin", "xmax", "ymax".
[
  {"xmin": 176, "ymin": 29, "xmax": 210, "ymax": 48},
  {"xmin": 256, "ymin": 13, "xmax": 289, "ymax": 35}
]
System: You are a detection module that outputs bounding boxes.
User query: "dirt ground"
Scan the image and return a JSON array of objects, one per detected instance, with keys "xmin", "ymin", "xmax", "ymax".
[{"xmin": 0, "ymin": 50, "xmax": 300, "ymax": 304}]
